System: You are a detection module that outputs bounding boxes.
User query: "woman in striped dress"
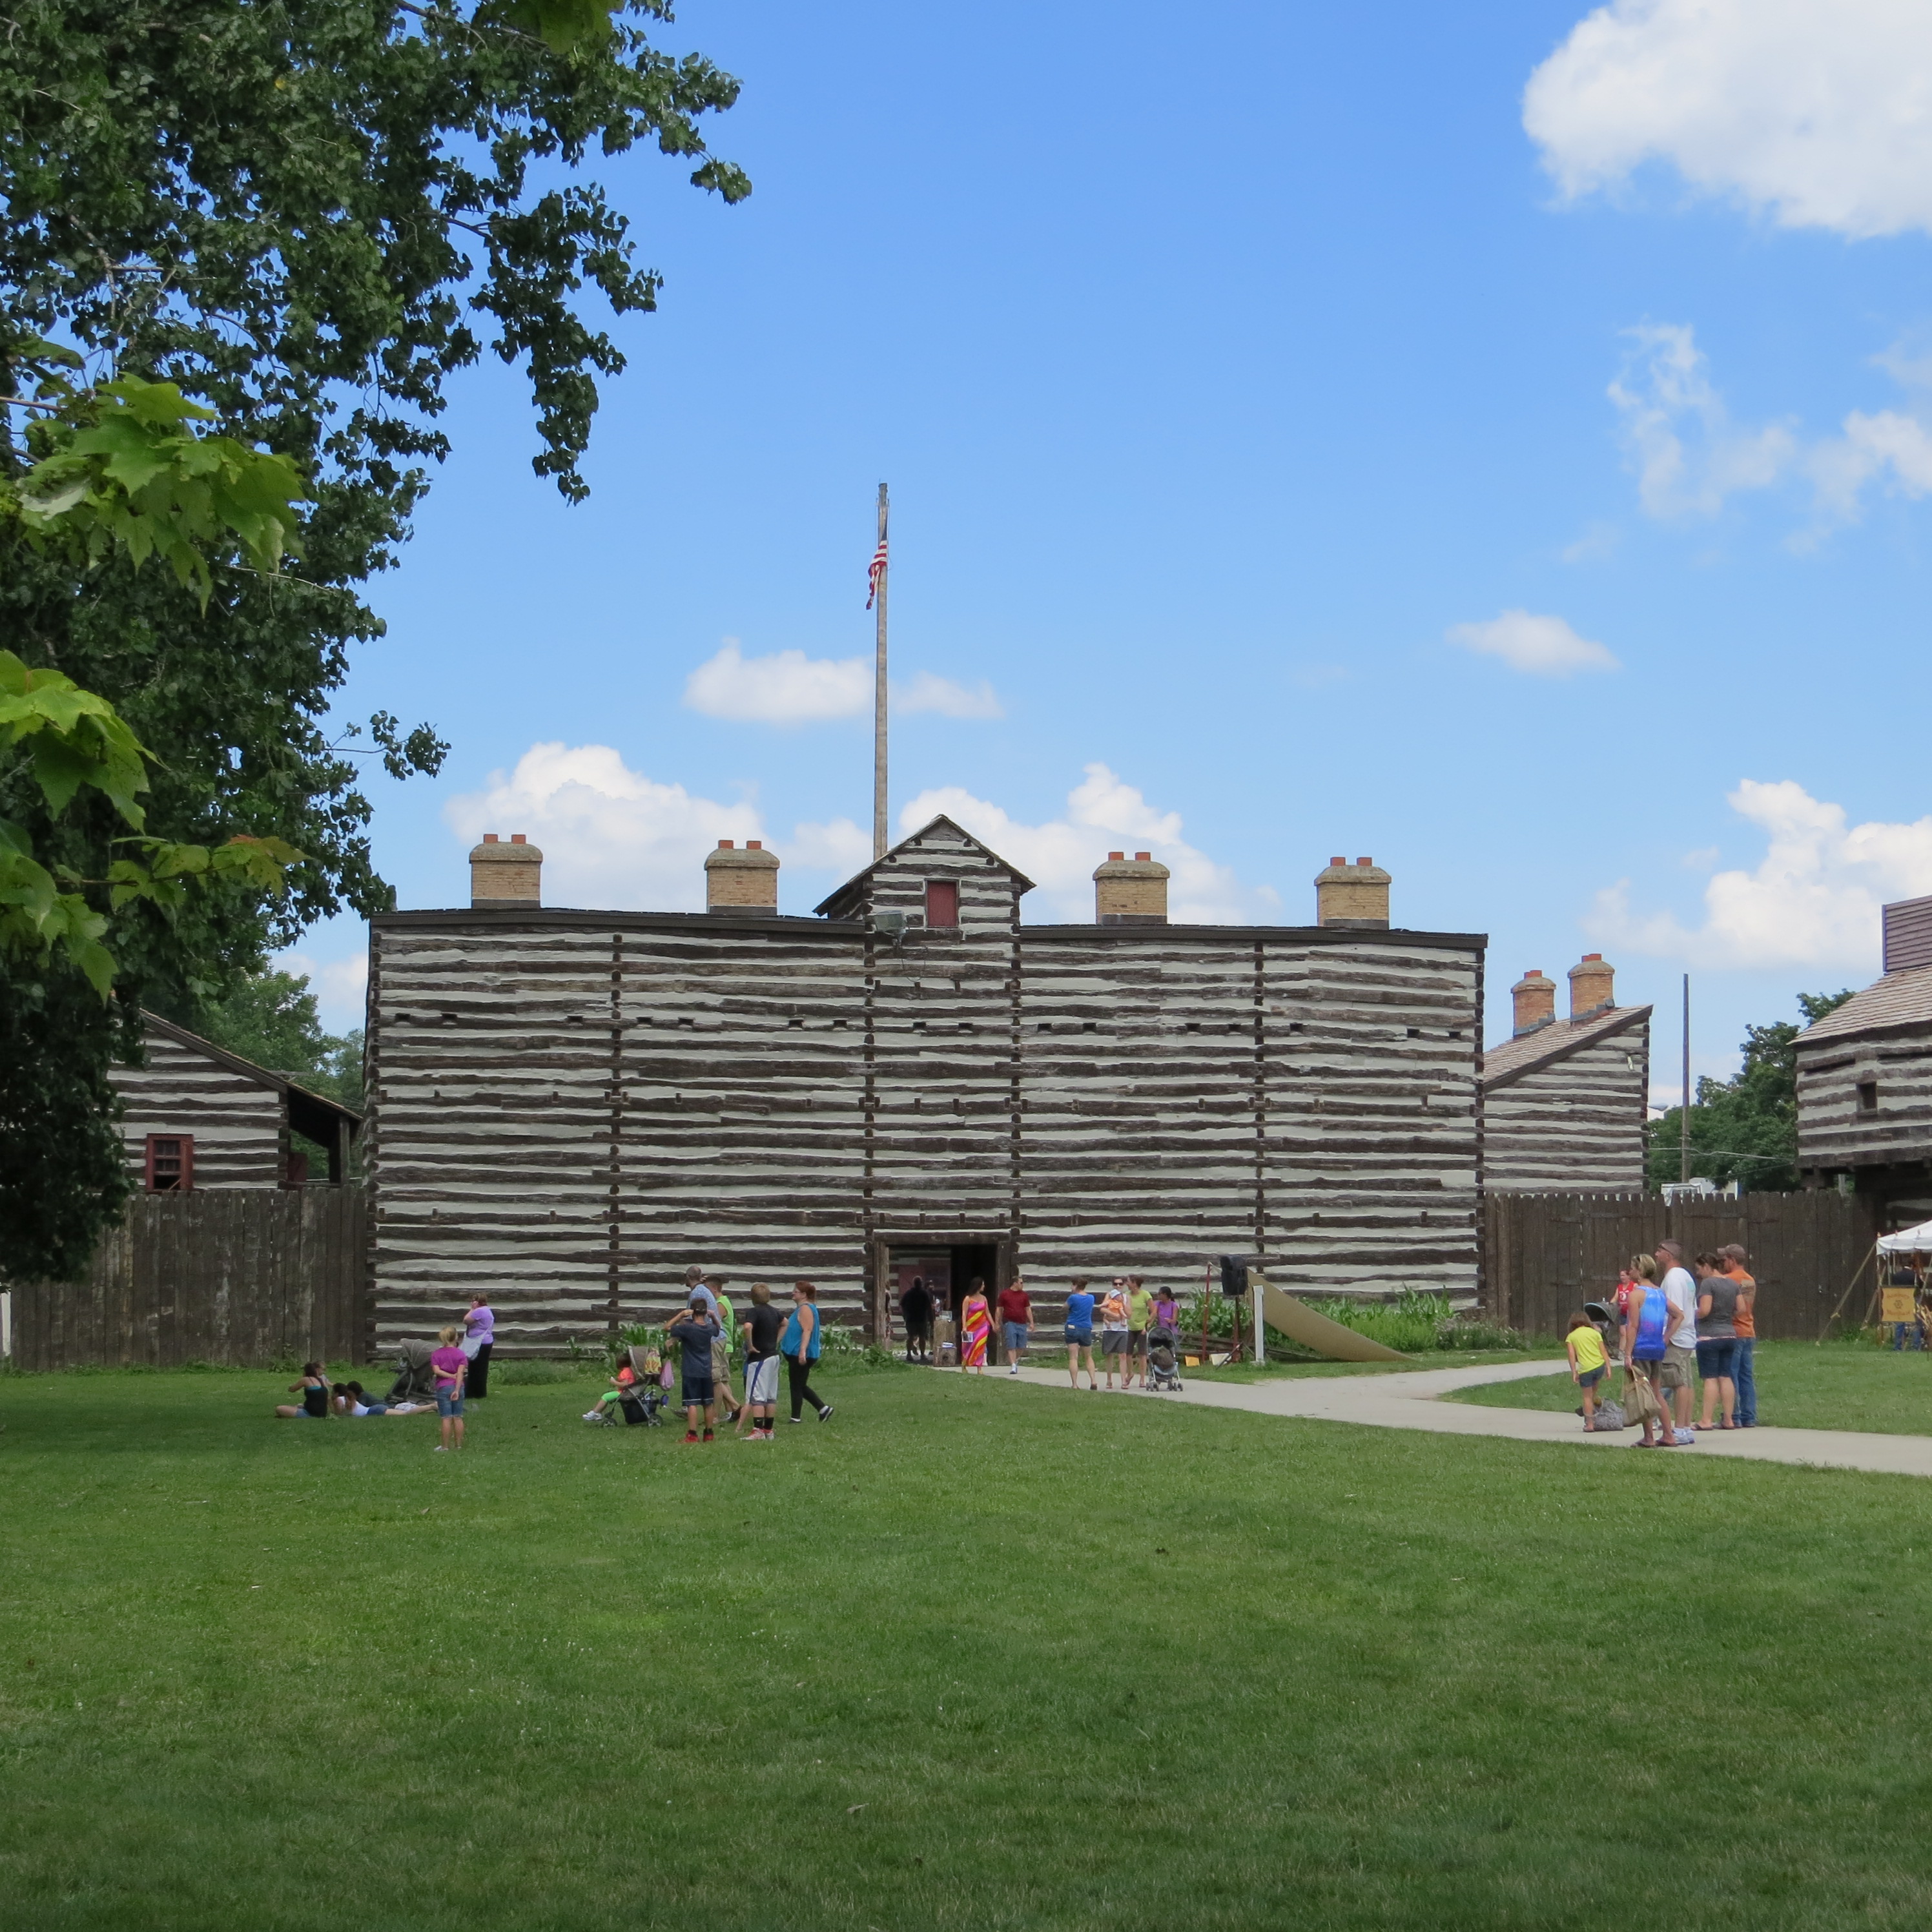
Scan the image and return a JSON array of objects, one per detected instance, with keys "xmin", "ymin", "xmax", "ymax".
[{"xmin": 960, "ymin": 1279, "xmax": 992, "ymax": 1374}]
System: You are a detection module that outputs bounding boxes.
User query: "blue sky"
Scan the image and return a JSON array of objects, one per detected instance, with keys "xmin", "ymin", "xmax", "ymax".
[{"xmin": 291, "ymin": 0, "xmax": 1932, "ymax": 1100}]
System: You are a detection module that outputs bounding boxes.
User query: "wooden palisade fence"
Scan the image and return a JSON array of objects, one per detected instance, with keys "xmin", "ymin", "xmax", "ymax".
[
  {"xmin": 6, "ymin": 1188, "xmax": 366, "ymax": 1371},
  {"xmin": 1485, "ymin": 1190, "xmax": 1874, "ymax": 1341}
]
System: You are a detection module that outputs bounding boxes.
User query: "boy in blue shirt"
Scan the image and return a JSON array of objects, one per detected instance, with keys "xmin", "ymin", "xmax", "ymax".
[{"xmin": 666, "ymin": 1296, "xmax": 722, "ymax": 1444}]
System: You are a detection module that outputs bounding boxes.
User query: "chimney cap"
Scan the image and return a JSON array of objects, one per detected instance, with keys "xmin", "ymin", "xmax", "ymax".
[
  {"xmin": 469, "ymin": 835, "xmax": 542, "ymax": 863},
  {"xmin": 705, "ymin": 841, "xmax": 779, "ymax": 870},
  {"xmin": 1314, "ymin": 857, "xmax": 1391, "ymax": 885},
  {"xmin": 1093, "ymin": 852, "xmax": 1170, "ymax": 880},
  {"xmin": 1580, "ymin": 952, "xmax": 1603, "ymax": 962}
]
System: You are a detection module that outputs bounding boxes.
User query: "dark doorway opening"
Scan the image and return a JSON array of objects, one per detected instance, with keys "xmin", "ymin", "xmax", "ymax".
[{"xmin": 879, "ymin": 1237, "xmax": 1006, "ymax": 1360}]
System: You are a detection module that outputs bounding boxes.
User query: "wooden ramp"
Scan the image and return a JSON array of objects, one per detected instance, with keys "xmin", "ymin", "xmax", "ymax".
[{"xmin": 1255, "ymin": 1275, "xmax": 1409, "ymax": 1364}]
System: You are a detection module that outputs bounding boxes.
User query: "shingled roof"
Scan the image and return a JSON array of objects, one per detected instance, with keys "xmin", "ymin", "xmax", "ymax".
[
  {"xmin": 1480, "ymin": 1002, "xmax": 1651, "ymax": 1091},
  {"xmin": 1795, "ymin": 965, "xmax": 1932, "ymax": 1046}
]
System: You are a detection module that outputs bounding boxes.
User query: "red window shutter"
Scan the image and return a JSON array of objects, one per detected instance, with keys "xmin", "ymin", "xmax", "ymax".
[
  {"xmin": 145, "ymin": 1135, "xmax": 193, "ymax": 1192},
  {"xmin": 925, "ymin": 880, "xmax": 959, "ymax": 928}
]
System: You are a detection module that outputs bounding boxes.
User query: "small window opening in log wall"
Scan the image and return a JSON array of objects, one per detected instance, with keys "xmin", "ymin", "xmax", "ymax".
[
  {"xmin": 145, "ymin": 1134, "xmax": 193, "ymax": 1193},
  {"xmin": 925, "ymin": 880, "xmax": 959, "ymax": 928},
  {"xmin": 1405, "ymin": 1027, "xmax": 1421, "ymax": 1038},
  {"xmin": 1858, "ymin": 1080, "xmax": 1879, "ymax": 1113}
]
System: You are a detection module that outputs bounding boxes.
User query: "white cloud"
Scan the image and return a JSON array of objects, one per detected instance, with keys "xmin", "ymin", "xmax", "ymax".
[
  {"xmin": 684, "ymin": 640, "xmax": 870, "ymax": 724},
  {"xmin": 682, "ymin": 640, "xmax": 1003, "ymax": 726},
  {"xmin": 1560, "ymin": 520, "xmax": 1621, "ymax": 563},
  {"xmin": 446, "ymin": 742, "xmax": 765, "ymax": 912},
  {"xmin": 900, "ymin": 763, "xmax": 1281, "ymax": 924},
  {"xmin": 1587, "ymin": 777, "xmax": 1932, "ymax": 969},
  {"xmin": 272, "ymin": 946, "xmax": 369, "ymax": 1033},
  {"xmin": 1525, "ymin": 0, "xmax": 1932, "ymax": 240},
  {"xmin": 786, "ymin": 816, "xmax": 872, "ymax": 876},
  {"xmin": 1446, "ymin": 609, "xmax": 1620, "ymax": 676},
  {"xmin": 1608, "ymin": 324, "xmax": 1796, "ymax": 517},
  {"xmin": 892, "ymin": 671, "xmax": 1004, "ymax": 719}
]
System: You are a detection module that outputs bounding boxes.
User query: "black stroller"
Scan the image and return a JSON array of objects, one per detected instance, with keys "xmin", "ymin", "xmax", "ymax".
[
  {"xmin": 385, "ymin": 1338, "xmax": 438, "ymax": 1404},
  {"xmin": 1146, "ymin": 1328, "xmax": 1184, "ymax": 1393}
]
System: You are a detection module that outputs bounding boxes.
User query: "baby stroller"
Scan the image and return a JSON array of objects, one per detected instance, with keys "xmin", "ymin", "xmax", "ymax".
[
  {"xmin": 1146, "ymin": 1328, "xmax": 1184, "ymax": 1393},
  {"xmin": 385, "ymin": 1338, "xmax": 438, "ymax": 1404},
  {"xmin": 586, "ymin": 1348, "xmax": 666, "ymax": 1427}
]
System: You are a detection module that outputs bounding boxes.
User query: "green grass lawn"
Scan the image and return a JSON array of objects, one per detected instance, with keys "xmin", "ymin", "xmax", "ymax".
[
  {"xmin": 6, "ymin": 1361, "xmax": 1932, "ymax": 1930},
  {"xmin": 1448, "ymin": 1340, "xmax": 1932, "ymax": 1435}
]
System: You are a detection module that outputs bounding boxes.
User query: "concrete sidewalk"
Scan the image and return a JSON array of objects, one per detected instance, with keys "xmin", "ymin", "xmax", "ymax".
[{"xmin": 979, "ymin": 1357, "xmax": 1932, "ymax": 1479}]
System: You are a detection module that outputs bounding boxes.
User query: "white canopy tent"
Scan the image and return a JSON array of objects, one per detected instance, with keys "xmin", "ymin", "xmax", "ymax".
[{"xmin": 1878, "ymin": 1220, "xmax": 1932, "ymax": 1253}]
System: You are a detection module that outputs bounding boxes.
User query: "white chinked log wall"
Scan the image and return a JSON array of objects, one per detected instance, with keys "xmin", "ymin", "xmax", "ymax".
[
  {"xmin": 113, "ymin": 1029, "xmax": 286, "ymax": 1188},
  {"xmin": 1483, "ymin": 1022, "xmax": 1650, "ymax": 1193},
  {"xmin": 367, "ymin": 819, "xmax": 1485, "ymax": 1353}
]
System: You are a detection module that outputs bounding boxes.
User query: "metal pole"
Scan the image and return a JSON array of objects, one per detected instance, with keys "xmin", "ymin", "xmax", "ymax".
[
  {"xmin": 872, "ymin": 482, "xmax": 889, "ymax": 861},
  {"xmin": 1680, "ymin": 972, "xmax": 1690, "ymax": 1184}
]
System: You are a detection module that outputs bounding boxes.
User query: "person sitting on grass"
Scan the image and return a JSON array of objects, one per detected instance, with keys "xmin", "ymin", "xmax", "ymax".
[
  {"xmin": 1565, "ymin": 1313, "xmax": 1608, "ymax": 1431},
  {"xmin": 276, "ymin": 1362, "xmax": 331, "ymax": 1419},
  {"xmin": 666, "ymin": 1294, "xmax": 721, "ymax": 1444},
  {"xmin": 331, "ymin": 1380, "xmax": 388, "ymax": 1417}
]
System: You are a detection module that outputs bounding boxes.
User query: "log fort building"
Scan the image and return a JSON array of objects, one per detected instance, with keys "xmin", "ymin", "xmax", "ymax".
[{"xmin": 364, "ymin": 825, "xmax": 1499, "ymax": 1353}]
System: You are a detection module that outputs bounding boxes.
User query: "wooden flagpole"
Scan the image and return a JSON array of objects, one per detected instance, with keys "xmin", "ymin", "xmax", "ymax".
[{"xmin": 872, "ymin": 482, "xmax": 889, "ymax": 861}]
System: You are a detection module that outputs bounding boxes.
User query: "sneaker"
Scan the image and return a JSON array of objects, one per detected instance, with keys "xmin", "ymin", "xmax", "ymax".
[
  {"xmin": 433, "ymin": 1444, "xmax": 448, "ymax": 1452},
  {"xmin": 582, "ymin": 1410, "xmax": 602, "ymax": 1423},
  {"xmin": 816, "ymin": 1404, "xmax": 834, "ymax": 1423},
  {"xmin": 683, "ymin": 1431, "xmax": 699, "ymax": 1444},
  {"xmin": 786, "ymin": 1415, "xmax": 803, "ymax": 1424},
  {"xmin": 1009, "ymin": 1366, "xmax": 1019, "ymax": 1376},
  {"xmin": 702, "ymin": 1429, "xmax": 715, "ymax": 1443}
]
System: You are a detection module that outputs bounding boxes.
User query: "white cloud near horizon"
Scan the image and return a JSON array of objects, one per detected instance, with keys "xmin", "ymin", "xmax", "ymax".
[
  {"xmin": 272, "ymin": 947, "xmax": 370, "ymax": 1032},
  {"xmin": 1446, "ymin": 608, "xmax": 1620, "ymax": 675},
  {"xmin": 444, "ymin": 745, "xmax": 1265, "ymax": 923},
  {"xmin": 1587, "ymin": 777, "xmax": 1932, "ymax": 969},
  {"xmin": 446, "ymin": 742, "xmax": 764, "ymax": 912},
  {"xmin": 1525, "ymin": 0, "xmax": 1932, "ymax": 240},
  {"xmin": 900, "ymin": 763, "xmax": 1282, "ymax": 923},
  {"xmin": 682, "ymin": 640, "xmax": 1003, "ymax": 724}
]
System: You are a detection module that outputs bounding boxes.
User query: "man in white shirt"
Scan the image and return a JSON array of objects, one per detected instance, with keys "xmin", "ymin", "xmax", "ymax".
[{"xmin": 1656, "ymin": 1238, "xmax": 1700, "ymax": 1440}]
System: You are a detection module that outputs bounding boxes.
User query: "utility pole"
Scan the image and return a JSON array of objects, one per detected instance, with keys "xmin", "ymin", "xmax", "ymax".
[
  {"xmin": 871, "ymin": 482, "xmax": 889, "ymax": 861},
  {"xmin": 1681, "ymin": 972, "xmax": 1691, "ymax": 1184}
]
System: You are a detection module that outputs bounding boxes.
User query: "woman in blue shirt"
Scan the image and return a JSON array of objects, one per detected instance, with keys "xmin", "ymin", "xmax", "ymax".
[
  {"xmin": 1064, "ymin": 1277, "xmax": 1098, "ymax": 1391},
  {"xmin": 781, "ymin": 1281, "xmax": 834, "ymax": 1424}
]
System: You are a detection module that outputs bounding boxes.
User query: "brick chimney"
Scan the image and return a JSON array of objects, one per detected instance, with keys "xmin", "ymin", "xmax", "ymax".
[
  {"xmin": 1512, "ymin": 969, "xmax": 1556, "ymax": 1037},
  {"xmin": 469, "ymin": 832, "xmax": 542, "ymax": 909},
  {"xmin": 704, "ymin": 838, "xmax": 779, "ymax": 914},
  {"xmin": 1094, "ymin": 850, "xmax": 1169, "ymax": 925},
  {"xmin": 1568, "ymin": 952, "xmax": 1615, "ymax": 1020},
  {"xmin": 1314, "ymin": 856, "xmax": 1390, "ymax": 929}
]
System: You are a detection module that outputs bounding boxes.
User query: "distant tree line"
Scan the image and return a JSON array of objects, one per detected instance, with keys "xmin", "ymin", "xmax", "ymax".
[{"xmin": 1643, "ymin": 989, "xmax": 1855, "ymax": 1192}]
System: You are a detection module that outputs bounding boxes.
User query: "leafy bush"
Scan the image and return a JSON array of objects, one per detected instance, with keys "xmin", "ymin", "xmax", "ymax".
[
  {"xmin": 1302, "ymin": 1291, "xmax": 1524, "ymax": 1355},
  {"xmin": 603, "ymin": 1322, "xmax": 666, "ymax": 1372}
]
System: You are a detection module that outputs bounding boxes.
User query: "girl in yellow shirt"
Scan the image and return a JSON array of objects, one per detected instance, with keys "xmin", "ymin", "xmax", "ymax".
[{"xmin": 1567, "ymin": 1312, "xmax": 1609, "ymax": 1431}]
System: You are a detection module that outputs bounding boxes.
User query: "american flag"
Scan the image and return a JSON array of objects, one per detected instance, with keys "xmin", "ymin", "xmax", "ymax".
[{"xmin": 866, "ymin": 536, "xmax": 888, "ymax": 609}]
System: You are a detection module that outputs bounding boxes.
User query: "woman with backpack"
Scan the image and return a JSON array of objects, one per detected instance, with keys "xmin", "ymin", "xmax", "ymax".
[{"xmin": 782, "ymin": 1281, "xmax": 834, "ymax": 1425}]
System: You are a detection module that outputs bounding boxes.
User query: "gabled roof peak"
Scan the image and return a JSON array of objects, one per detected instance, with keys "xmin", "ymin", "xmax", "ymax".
[{"xmin": 813, "ymin": 814, "xmax": 1036, "ymax": 916}]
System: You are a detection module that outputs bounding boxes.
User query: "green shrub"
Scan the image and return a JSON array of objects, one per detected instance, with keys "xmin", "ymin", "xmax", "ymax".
[{"xmin": 1303, "ymin": 1291, "xmax": 1524, "ymax": 1355}]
